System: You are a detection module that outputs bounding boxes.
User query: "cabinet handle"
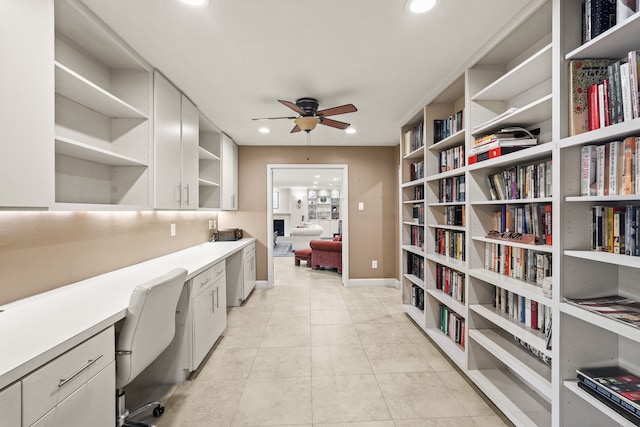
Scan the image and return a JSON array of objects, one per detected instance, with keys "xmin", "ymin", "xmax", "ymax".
[
  {"xmin": 200, "ymin": 277, "xmax": 211, "ymax": 288},
  {"xmin": 211, "ymin": 289, "xmax": 215, "ymax": 313},
  {"xmin": 215, "ymin": 287, "xmax": 219, "ymax": 309},
  {"xmin": 184, "ymin": 184, "xmax": 190, "ymax": 206},
  {"xmin": 58, "ymin": 354, "xmax": 103, "ymax": 388}
]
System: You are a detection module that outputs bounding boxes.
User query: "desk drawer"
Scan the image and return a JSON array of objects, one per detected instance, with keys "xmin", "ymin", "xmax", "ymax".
[
  {"xmin": 22, "ymin": 327, "xmax": 114, "ymax": 426},
  {"xmin": 191, "ymin": 261, "xmax": 224, "ymax": 298},
  {"xmin": 243, "ymin": 242, "xmax": 255, "ymax": 257}
]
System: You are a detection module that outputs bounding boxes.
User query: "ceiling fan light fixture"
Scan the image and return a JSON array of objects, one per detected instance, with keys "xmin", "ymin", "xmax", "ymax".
[
  {"xmin": 346, "ymin": 127, "xmax": 357, "ymax": 134},
  {"xmin": 405, "ymin": 0, "xmax": 438, "ymax": 14},
  {"xmin": 295, "ymin": 116, "xmax": 320, "ymax": 132}
]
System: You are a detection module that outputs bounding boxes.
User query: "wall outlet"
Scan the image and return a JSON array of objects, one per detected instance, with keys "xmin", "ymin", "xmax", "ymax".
[
  {"xmin": 358, "ymin": 202, "xmax": 364, "ymax": 211},
  {"xmin": 170, "ymin": 223, "xmax": 176, "ymax": 237},
  {"xmin": 209, "ymin": 220, "xmax": 214, "ymax": 230},
  {"xmin": 372, "ymin": 260, "xmax": 377, "ymax": 268}
]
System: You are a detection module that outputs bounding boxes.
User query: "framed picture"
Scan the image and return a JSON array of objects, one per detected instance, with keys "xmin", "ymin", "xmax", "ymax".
[{"xmin": 273, "ymin": 191, "xmax": 279, "ymax": 209}]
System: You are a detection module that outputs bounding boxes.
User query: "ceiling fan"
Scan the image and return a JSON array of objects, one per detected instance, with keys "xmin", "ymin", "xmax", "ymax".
[{"xmin": 252, "ymin": 98, "xmax": 357, "ymax": 133}]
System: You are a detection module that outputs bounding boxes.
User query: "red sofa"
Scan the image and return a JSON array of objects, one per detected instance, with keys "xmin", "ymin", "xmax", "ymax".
[{"xmin": 310, "ymin": 238, "xmax": 342, "ymax": 274}]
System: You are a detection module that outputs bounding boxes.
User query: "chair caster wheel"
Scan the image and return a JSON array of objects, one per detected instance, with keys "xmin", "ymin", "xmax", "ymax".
[{"xmin": 153, "ymin": 405, "xmax": 165, "ymax": 417}]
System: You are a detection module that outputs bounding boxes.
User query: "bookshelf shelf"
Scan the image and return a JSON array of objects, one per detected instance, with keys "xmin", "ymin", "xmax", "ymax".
[
  {"xmin": 401, "ymin": 179, "xmax": 425, "ymax": 189},
  {"xmin": 471, "ymin": 94, "xmax": 552, "ymax": 137},
  {"xmin": 425, "ymin": 168, "xmax": 465, "ymax": 182},
  {"xmin": 425, "ymin": 253, "xmax": 466, "ymax": 271},
  {"xmin": 469, "ymin": 197, "xmax": 553, "ymax": 206},
  {"xmin": 469, "ymin": 328, "xmax": 552, "ymax": 400},
  {"xmin": 565, "ymin": 12, "xmax": 640, "ymax": 60},
  {"xmin": 402, "ymin": 245, "xmax": 425, "ymax": 257},
  {"xmin": 403, "ymin": 145, "xmax": 425, "ymax": 160},
  {"xmin": 564, "ymin": 194, "xmax": 640, "ymax": 202},
  {"xmin": 558, "ymin": 117, "xmax": 640, "ymax": 149},
  {"xmin": 424, "ymin": 328, "xmax": 466, "ymax": 368},
  {"xmin": 473, "ymin": 43, "xmax": 553, "ymax": 102},
  {"xmin": 560, "ymin": 302, "xmax": 640, "ymax": 344},
  {"xmin": 402, "ymin": 304, "xmax": 426, "ymax": 328},
  {"xmin": 470, "ymin": 304, "xmax": 551, "ymax": 358},
  {"xmin": 425, "ymin": 289, "xmax": 465, "ymax": 317},
  {"xmin": 467, "ymin": 268, "xmax": 550, "ymax": 304},
  {"xmin": 472, "ymin": 236, "xmax": 553, "ymax": 253},
  {"xmin": 564, "ymin": 380, "xmax": 639, "ymax": 427},
  {"xmin": 403, "ymin": 273, "xmax": 424, "ymax": 289},
  {"xmin": 564, "ymin": 250, "xmax": 640, "ymax": 269},
  {"xmin": 466, "ymin": 143, "xmax": 553, "ymax": 172},
  {"xmin": 427, "ymin": 223, "xmax": 465, "ymax": 232},
  {"xmin": 466, "ymin": 369, "xmax": 551, "ymax": 427},
  {"xmin": 428, "ymin": 201, "xmax": 465, "ymax": 207},
  {"xmin": 429, "ymin": 129, "xmax": 465, "ymax": 151}
]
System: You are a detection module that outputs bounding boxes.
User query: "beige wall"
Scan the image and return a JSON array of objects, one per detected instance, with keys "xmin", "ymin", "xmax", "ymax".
[
  {"xmin": 0, "ymin": 211, "xmax": 217, "ymax": 305},
  {"xmin": 219, "ymin": 145, "xmax": 399, "ymax": 283}
]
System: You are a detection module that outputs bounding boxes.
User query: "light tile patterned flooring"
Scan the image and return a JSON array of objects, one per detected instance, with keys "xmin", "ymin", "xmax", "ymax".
[{"xmin": 156, "ymin": 257, "xmax": 512, "ymax": 427}]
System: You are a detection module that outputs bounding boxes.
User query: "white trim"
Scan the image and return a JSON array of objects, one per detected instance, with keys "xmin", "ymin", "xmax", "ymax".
[
  {"xmin": 255, "ymin": 280, "xmax": 271, "ymax": 289},
  {"xmin": 347, "ymin": 278, "xmax": 400, "ymax": 289},
  {"xmin": 266, "ymin": 164, "xmax": 349, "ymax": 288}
]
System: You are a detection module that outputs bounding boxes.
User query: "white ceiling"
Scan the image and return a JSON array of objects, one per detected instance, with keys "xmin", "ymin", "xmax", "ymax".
[{"xmin": 80, "ymin": 0, "xmax": 532, "ymax": 147}]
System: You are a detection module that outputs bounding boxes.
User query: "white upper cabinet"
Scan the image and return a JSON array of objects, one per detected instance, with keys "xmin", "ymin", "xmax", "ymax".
[
  {"xmin": 153, "ymin": 72, "xmax": 199, "ymax": 210},
  {"xmin": 220, "ymin": 133, "xmax": 238, "ymax": 211},
  {"xmin": 0, "ymin": 0, "xmax": 54, "ymax": 209}
]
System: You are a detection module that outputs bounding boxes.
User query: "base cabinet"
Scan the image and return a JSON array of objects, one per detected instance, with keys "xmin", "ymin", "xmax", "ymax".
[
  {"xmin": 190, "ymin": 262, "xmax": 227, "ymax": 370},
  {"xmin": 0, "ymin": 382, "xmax": 21, "ymax": 427}
]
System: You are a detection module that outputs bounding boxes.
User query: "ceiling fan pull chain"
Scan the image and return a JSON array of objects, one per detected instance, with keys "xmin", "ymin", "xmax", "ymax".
[{"xmin": 307, "ymin": 132, "xmax": 311, "ymax": 161}]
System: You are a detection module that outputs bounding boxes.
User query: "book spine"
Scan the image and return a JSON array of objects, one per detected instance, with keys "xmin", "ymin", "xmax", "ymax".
[
  {"xmin": 609, "ymin": 141, "xmax": 620, "ymax": 196},
  {"xmin": 621, "ymin": 61, "xmax": 633, "ymax": 121},
  {"xmin": 582, "ymin": 145, "xmax": 598, "ymax": 196},
  {"xmin": 588, "ymin": 84, "xmax": 600, "ymax": 130},
  {"xmin": 577, "ymin": 373, "xmax": 640, "ymax": 413},
  {"xmin": 577, "ymin": 380, "xmax": 640, "ymax": 422}
]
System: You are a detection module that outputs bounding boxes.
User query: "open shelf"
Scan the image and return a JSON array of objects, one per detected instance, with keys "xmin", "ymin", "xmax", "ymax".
[
  {"xmin": 424, "ymin": 328, "xmax": 466, "ymax": 369},
  {"xmin": 564, "ymin": 380, "xmax": 639, "ymax": 427},
  {"xmin": 468, "ymin": 268, "xmax": 551, "ymax": 305},
  {"xmin": 565, "ymin": 12, "xmax": 640, "ymax": 60},
  {"xmin": 54, "ymin": 136, "xmax": 147, "ymax": 167},
  {"xmin": 54, "ymin": 62, "xmax": 147, "ymax": 119},
  {"xmin": 471, "ymin": 94, "xmax": 552, "ymax": 136},
  {"xmin": 425, "ymin": 289, "xmax": 465, "ymax": 316}
]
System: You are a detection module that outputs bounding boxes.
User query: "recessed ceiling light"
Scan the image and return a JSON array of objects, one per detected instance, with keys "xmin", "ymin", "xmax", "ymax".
[
  {"xmin": 346, "ymin": 127, "xmax": 357, "ymax": 134},
  {"xmin": 315, "ymin": 175, "xmax": 320, "ymax": 178},
  {"xmin": 180, "ymin": 0, "xmax": 209, "ymax": 7},
  {"xmin": 405, "ymin": 0, "xmax": 438, "ymax": 14},
  {"xmin": 259, "ymin": 127, "xmax": 270, "ymax": 134}
]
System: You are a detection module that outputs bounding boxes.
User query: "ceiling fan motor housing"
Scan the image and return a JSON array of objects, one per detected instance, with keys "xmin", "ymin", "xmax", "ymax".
[{"xmin": 296, "ymin": 97, "xmax": 319, "ymax": 116}]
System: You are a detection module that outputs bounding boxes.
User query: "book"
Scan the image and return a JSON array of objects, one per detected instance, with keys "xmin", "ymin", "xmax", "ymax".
[
  {"xmin": 467, "ymin": 146, "xmax": 526, "ymax": 165},
  {"xmin": 623, "ymin": 136, "xmax": 636, "ymax": 195},
  {"xmin": 565, "ymin": 295, "xmax": 640, "ymax": 329},
  {"xmin": 629, "ymin": 51, "xmax": 640, "ymax": 119},
  {"xmin": 468, "ymin": 138, "xmax": 537, "ymax": 155},
  {"xmin": 581, "ymin": 145, "xmax": 598, "ymax": 196},
  {"xmin": 576, "ymin": 380, "xmax": 640, "ymax": 425},
  {"xmin": 609, "ymin": 140, "xmax": 622, "ymax": 195},
  {"xmin": 588, "ymin": 83, "xmax": 601, "ymax": 130},
  {"xmin": 577, "ymin": 366, "xmax": 640, "ymax": 412},
  {"xmin": 570, "ymin": 59, "xmax": 615, "ymax": 136},
  {"xmin": 587, "ymin": 0, "xmax": 617, "ymax": 41}
]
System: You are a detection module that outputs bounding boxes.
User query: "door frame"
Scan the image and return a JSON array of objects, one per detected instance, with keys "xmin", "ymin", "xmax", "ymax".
[{"xmin": 266, "ymin": 163, "xmax": 349, "ymax": 288}]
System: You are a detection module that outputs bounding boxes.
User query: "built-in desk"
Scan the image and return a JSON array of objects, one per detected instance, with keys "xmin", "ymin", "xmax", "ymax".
[{"xmin": 0, "ymin": 238, "xmax": 255, "ymax": 394}]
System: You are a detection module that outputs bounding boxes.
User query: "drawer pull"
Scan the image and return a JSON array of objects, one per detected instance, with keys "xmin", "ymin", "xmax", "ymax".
[
  {"xmin": 58, "ymin": 354, "xmax": 103, "ymax": 388},
  {"xmin": 200, "ymin": 277, "xmax": 211, "ymax": 287}
]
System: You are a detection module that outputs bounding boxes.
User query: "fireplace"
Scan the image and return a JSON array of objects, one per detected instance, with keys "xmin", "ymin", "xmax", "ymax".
[{"xmin": 274, "ymin": 219, "xmax": 285, "ymax": 236}]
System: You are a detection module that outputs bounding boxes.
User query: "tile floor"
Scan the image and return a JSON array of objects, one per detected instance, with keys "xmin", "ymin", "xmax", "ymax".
[{"xmin": 155, "ymin": 257, "xmax": 512, "ymax": 427}]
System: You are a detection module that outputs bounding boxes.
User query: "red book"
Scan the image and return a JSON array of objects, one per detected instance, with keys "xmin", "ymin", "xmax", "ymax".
[{"xmin": 588, "ymin": 83, "xmax": 600, "ymax": 130}]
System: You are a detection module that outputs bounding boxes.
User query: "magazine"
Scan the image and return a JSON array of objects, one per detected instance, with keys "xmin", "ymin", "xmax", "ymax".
[{"xmin": 564, "ymin": 295, "xmax": 640, "ymax": 329}]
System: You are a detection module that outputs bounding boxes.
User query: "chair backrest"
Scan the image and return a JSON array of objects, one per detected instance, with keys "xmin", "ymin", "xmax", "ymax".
[{"xmin": 115, "ymin": 268, "xmax": 188, "ymax": 389}]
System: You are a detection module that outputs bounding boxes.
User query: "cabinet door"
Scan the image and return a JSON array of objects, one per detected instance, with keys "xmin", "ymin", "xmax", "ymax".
[
  {"xmin": 0, "ymin": 382, "xmax": 20, "ymax": 427},
  {"xmin": 243, "ymin": 246, "xmax": 256, "ymax": 299},
  {"xmin": 0, "ymin": 0, "xmax": 54, "ymax": 208},
  {"xmin": 220, "ymin": 133, "xmax": 238, "ymax": 210},
  {"xmin": 180, "ymin": 95, "xmax": 199, "ymax": 209},
  {"xmin": 31, "ymin": 362, "xmax": 115, "ymax": 427},
  {"xmin": 212, "ymin": 277, "xmax": 227, "ymax": 344},
  {"xmin": 154, "ymin": 71, "xmax": 182, "ymax": 209},
  {"xmin": 191, "ymin": 283, "xmax": 216, "ymax": 370}
]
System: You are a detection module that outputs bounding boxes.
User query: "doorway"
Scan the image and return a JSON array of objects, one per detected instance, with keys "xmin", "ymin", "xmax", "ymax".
[{"xmin": 266, "ymin": 164, "xmax": 349, "ymax": 288}]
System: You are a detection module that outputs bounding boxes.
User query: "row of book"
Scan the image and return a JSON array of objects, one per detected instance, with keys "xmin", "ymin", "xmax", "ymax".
[
  {"xmin": 412, "ymin": 185, "xmax": 424, "ymax": 201},
  {"xmin": 444, "ymin": 205, "xmax": 465, "ymax": 227},
  {"xmin": 404, "ymin": 122, "xmax": 424, "ymax": 154},
  {"xmin": 590, "ymin": 205, "xmax": 639, "ymax": 256},
  {"xmin": 409, "ymin": 160, "xmax": 424, "ymax": 182},
  {"xmin": 439, "ymin": 304, "xmax": 465, "ymax": 348},
  {"xmin": 435, "ymin": 228, "xmax": 465, "ymax": 261},
  {"xmin": 576, "ymin": 365, "xmax": 640, "ymax": 424},
  {"xmin": 439, "ymin": 145, "xmax": 465, "ymax": 173},
  {"xmin": 570, "ymin": 52, "xmax": 640, "ymax": 136},
  {"xmin": 491, "ymin": 203, "xmax": 552, "ymax": 245},
  {"xmin": 435, "ymin": 263, "xmax": 465, "ymax": 303},
  {"xmin": 565, "ymin": 294, "xmax": 640, "ymax": 330},
  {"xmin": 410, "ymin": 224, "xmax": 424, "ymax": 250},
  {"xmin": 581, "ymin": 137, "xmax": 640, "ymax": 196},
  {"xmin": 514, "ymin": 336, "xmax": 552, "ymax": 366},
  {"xmin": 485, "ymin": 242, "xmax": 552, "ymax": 285},
  {"xmin": 438, "ymin": 175, "xmax": 465, "ymax": 203},
  {"xmin": 493, "ymin": 286, "xmax": 552, "ymax": 339},
  {"xmin": 582, "ymin": 0, "xmax": 637, "ymax": 44},
  {"xmin": 433, "ymin": 108, "xmax": 464, "ymax": 144},
  {"xmin": 470, "ymin": 127, "xmax": 538, "ymax": 156},
  {"xmin": 410, "ymin": 284, "xmax": 425, "ymax": 311},
  {"xmin": 411, "ymin": 203, "xmax": 424, "ymax": 224},
  {"xmin": 486, "ymin": 160, "xmax": 553, "ymax": 201},
  {"xmin": 407, "ymin": 252, "xmax": 424, "ymax": 280}
]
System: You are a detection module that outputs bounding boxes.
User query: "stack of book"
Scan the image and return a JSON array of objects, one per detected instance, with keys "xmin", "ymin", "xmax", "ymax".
[
  {"xmin": 576, "ymin": 365, "xmax": 640, "ymax": 424},
  {"xmin": 468, "ymin": 127, "xmax": 538, "ymax": 164}
]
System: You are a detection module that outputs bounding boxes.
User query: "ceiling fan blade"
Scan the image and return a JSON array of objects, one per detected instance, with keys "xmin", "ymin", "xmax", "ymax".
[
  {"xmin": 251, "ymin": 116, "xmax": 296, "ymax": 121},
  {"xmin": 278, "ymin": 100, "xmax": 305, "ymax": 115},
  {"xmin": 320, "ymin": 117, "xmax": 350, "ymax": 130},
  {"xmin": 316, "ymin": 104, "xmax": 357, "ymax": 117},
  {"xmin": 290, "ymin": 124, "xmax": 302, "ymax": 133}
]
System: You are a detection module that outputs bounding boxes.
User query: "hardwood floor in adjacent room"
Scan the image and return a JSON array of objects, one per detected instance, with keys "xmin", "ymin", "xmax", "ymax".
[{"xmin": 155, "ymin": 257, "xmax": 512, "ymax": 427}]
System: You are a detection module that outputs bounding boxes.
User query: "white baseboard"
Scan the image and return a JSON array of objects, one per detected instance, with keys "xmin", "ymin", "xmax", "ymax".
[
  {"xmin": 255, "ymin": 280, "xmax": 272, "ymax": 289},
  {"xmin": 346, "ymin": 278, "xmax": 400, "ymax": 289}
]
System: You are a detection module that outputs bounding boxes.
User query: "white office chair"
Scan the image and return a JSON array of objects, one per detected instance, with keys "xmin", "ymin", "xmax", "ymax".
[{"xmin": 116, "ymin": 268, "xmax": 188, "ymax": 427}]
